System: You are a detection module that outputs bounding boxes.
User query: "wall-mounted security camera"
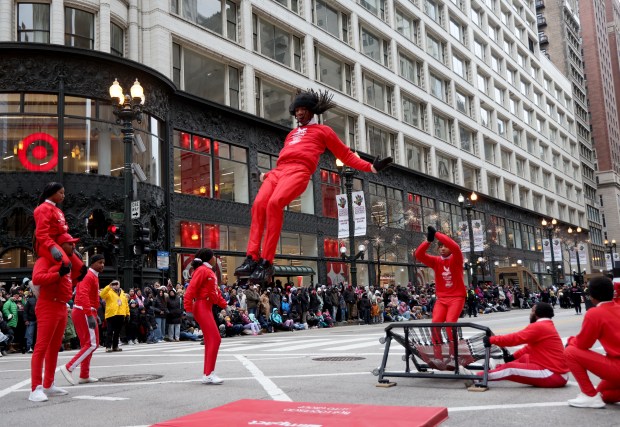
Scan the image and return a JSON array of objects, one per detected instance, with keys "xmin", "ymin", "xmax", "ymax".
[
  {"xmin": 131, "ymin": 162, "xmax": 148, "ymax": 183},
  {"xmin": 133, "ymin": 134, "xmax": 147, "ymax": 154}
]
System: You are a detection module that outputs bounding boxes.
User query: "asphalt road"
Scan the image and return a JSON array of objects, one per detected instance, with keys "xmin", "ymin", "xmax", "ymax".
[{"xmin": 0, "ymin": 308, "xmax": 618, "ymax": 426}]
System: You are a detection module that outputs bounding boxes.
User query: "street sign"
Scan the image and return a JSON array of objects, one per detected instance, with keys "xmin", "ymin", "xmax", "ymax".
[
  {"xmin": 157, "ymin": 251, "xmax": 170, "ymax": 270},
  {"xmin": 131, "ymin": 200, "xmax": 140, "ymax": 219}
]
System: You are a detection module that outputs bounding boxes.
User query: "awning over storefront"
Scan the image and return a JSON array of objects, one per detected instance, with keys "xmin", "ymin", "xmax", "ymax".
[{"xmin": 273, "ymin": 265, "xmax": 315, "ymax": 277}]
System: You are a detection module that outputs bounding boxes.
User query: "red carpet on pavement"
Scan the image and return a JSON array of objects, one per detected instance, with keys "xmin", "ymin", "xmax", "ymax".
[{"xmin": 152, "ymin": 399, "xmax": 448, "ymax": 427}]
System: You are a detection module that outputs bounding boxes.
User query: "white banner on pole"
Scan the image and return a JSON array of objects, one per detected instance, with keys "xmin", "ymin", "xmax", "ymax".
[
  {"xmin": 605, "ymin": 253, "xmax": 613, "ymax": 271},
  {"xmin": 459, "ymin": 219, "xmax": 484, "ymax": 253},
  {"xmin": 552, "ymin": 238, "xmax": 562, "ymax": 260},
  {"xmin": 543, "ymin": 239, "xmax": 552, "ymax": 262},
  {"xmin": 337, "ymin": 191, "xmax": 366, "ymax": 239},
  {"xmin": 569, "ymin": 243, "xmax": 588, "ymax": 269}
]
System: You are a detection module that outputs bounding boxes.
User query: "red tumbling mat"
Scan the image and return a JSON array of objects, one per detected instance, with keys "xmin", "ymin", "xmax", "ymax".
[{"xmin": 153, "ymin": 399, "xmax": 448, "ymax": 427}]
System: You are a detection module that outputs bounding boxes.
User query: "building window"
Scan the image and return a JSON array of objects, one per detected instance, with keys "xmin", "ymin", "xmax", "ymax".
[
  {"xmin": 361, "ymin": 27, "xmax": 389, "ymax": 66},
  {"xmin": 172, "ymin": 44, "xmax": 240, "ymax": 109},
  {"xmin": 436, "ymin": 151, "xmax": 456, "ymax": 183},
  {"xmin": 426, "ymin": 34, "xmax": 445, "ymax": 63},
  {"xmin": 366, "ymin": 123, "xmax": 395, "ymax": 160},
  {"xmin": 459, "ymin": 126, "xmax": 475, "ymax": 153},
  {"xmin": 255, "ymin": 78, "xmax": 294, "ymax": 127},
  {"xmin": 395, "ymin": 9, "xmax": 418, "ymax": 44},
  {"xmin": 110, "ymin": 23, "xmax": 124, "ymax": 57},
  {"xmin": 64, "ymin": 7, "xmax": 95, "ymax": 49},
  {"xmin": 405, "ymin": 139, "xmax": 427, "ymax": 174},
  {"xmin": 452, "ymin": 54, "xmax": 467, "ymax": 79},
  {"xmin": 360, "ymin": 0, "xmax": 386, "ymax": 20},
  {"xmin": 429, "ymin": 73, "xmax": 449, "ymax": 102},
  {"xmin": 315, "ymin": 49, "xmax": 352, "ymax": 95},
  {"xmin": 425, "ymin": 0, "xmax": 442, "ymax": 25},
  {"xmin": 253, "ymin": 14, "xmax": 302, "ymax": 71},
  {"xmin": 462, "ymin": 163, "xmax": 478, "ymax": 190},
  {"xmin": 433, "ymin": 113, "xmax": 452, "ymax": 142},
  {"xmin": 455, "ymin": 90, "xmax": 471, "ymax": 116},
  {"xmin": 320, "ymin": 169, "xmax": 342, "ymax": 218},
  {"xmin": 402, "ymin": 95, "xmax": 425, "ymax": 130},
  {"xmin": 274, "ymin": 0, "xmax": 300, "ymax": 13},
  {"xmin": 449, "ymin": 17, "xmax": 465, "ymax": 44},
  {"xmin": 322, "ymin": 109, "xmax": 357, "ymax": 150},
  {"xmin": 173, "ymin": 131, "xmax": 248, "ymax": 203},
  {"xmin": 484, "ymin": 140, "xmax": 496, "ymax": 163},
  {"xmin": 314, "ymin": 0, "xmax": 349, "ymax": 43},
  {"xmin": 17, "ymin": 3, "xmax": 50, "ymax": 43},
  {"xmin": 177, "ymin": 0, "xmax": 238, "ymax": 41},
  {"xmin": 363, "ymin": 74, "xmax": 393, "ymax": 114},
  {"xmin": 399, "ymin": 53, "xmax": 422, "ymax": 86},
  {"xmin": 480, "ymin": 107, "xmax": 490, "ymax": 128}
]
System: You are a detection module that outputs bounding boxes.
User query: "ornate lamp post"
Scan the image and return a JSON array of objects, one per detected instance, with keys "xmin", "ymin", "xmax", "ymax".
[
  {"xmin": 567, "ymin": 226, "xmax": 584, "ymax": 285},
  {"xmin": 109, "ymin": 78, "xmax": 145, "ymax": 290},
  {"xmin": 604, "ymin": 239, "xmax": 617, "ymax": 274},
  {"xmin": 336, "ymin": 159, "xmax": 365, "ymax": 286},
  {"xmin": 458, "ymin": 192, "xmax": 478, "ymax": 285},
  {"xmin": 541, "ymin": 218, "xmax": 557, "ymax": 288}
]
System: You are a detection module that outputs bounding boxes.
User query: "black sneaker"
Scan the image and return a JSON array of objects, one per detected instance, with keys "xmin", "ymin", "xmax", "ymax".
[
  {"xmin": 250, "ymin": 259, "xmax": 273, "ymax": 281},
  {"xmin": 234, "ymin": 256, "xmax": 258, "ymax": 276}
]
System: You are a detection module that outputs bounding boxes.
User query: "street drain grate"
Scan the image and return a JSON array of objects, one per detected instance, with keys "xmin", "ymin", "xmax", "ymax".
[
  {"xmin": 99, "ymin": 374, "xmax": 163, "ymax": 383},
  {"xmin": 312, "ymin": 356, "xmax": 365, "ymax": 362}
]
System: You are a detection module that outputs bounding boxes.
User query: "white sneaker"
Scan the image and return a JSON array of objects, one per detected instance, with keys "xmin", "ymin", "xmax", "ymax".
[
  {"xmin": 28, "ymin": 385, "xmax": 48, "ymax": 402},
  {"xmin": 43, "ymin": 384, "xmax": 68, "ymax": 396},
  {"xmin": 60, "ymin": 365, "xmax": 76, "ymax": 385},
  {"xmin": 78, "ymin": 377, "xmax": 99, "ymax": 384},
  {"xmin": 201, "ymin": 372, "xmax": 223, "ymax": 385},
  {"xmin": 568, "ymin": 392, "xmax": 606, "ymax": 408}
]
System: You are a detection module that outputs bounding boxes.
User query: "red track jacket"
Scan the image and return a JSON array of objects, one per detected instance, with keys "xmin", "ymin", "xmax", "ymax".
[{"xmin": 184, "ymin": 263, "xmax": 227, "ymax": 312}]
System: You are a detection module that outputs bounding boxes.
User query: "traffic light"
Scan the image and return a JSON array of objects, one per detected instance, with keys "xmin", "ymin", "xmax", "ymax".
[
  {"xmin": 106, "ymin": 224, "xmax": 121, "ymax": 253},
  {"xmin": 135, "ymin": 226, "xmax": 151, "ymax": 253}
]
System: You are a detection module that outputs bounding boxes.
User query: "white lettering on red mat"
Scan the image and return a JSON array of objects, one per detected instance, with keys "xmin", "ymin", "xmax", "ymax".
[{"xmin": 248, "ymin": 422, "xmax": 322, "ymax": 427}]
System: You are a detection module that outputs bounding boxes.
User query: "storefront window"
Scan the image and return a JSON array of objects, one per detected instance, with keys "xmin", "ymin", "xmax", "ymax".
[
  {"xmin": 174, "ymin": 131, "xmax": 248, "ymax": 202},
  {"xmin": 320, "ymin": 169, "xmax": 341, "ymax": 218},
  {"xmin": 0, "ymin": 116, "xmax": 59, "ymax": 172}
]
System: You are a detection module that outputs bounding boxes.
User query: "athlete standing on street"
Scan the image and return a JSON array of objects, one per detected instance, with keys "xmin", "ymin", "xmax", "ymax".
[
  {"xmin": 184, "ymin": 248, "xmax": 228, "ymax": 384},
  {"xmin": 234, "ymin": 89, "xmax": 392, "ymax": 281},
  {"xmin": 61, "ymin": 254, "xmax": 105, "ymax": 385}
]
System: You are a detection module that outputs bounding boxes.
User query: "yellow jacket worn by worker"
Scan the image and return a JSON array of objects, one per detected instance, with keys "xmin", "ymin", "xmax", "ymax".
[{"xmin": 99, "ymin": 284, "xmax": 129, "ymax": 319}]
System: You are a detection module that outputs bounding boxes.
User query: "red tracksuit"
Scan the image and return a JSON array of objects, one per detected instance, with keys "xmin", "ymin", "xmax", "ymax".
[
  {"xmin": 66, "ymin": 268, "xmax": 100, "ymax": 379},
  {"xmin": 565, "ymin": 301, "xmax": 620, "ymax": 402},
  {"xmin": 247, "ymin": 122, "xmax": 372, "ymax": 263},
  {"xmin": 487, "ymin": 318, "xmax": 568, "ymax": 387},
  {"xmin": 31, "ymin": 256, "xmax": 73, "ymax": 391},
  {"xmin": 415, "ymin": 232, "xmax": 466, "ymax": 322},
  {"xmin": 184, "ymin": 263, "xmax": 227, "ymax": 376},
  {"xmin": 33, "ymin": 199, "xmax": 84, "ymax": 276}
]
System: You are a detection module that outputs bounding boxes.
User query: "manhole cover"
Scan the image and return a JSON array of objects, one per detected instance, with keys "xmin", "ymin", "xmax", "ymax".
[
  {"xmin": 99, "ymin": 374, "xmax": 163, "ymax": 383},
  {"xmin": 312, "ymin": 356, "xmax": 365, "ymax": 362}
]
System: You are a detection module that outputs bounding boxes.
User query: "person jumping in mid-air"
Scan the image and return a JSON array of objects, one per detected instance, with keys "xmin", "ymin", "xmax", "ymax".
[{"xmin": 235, "ymin": 89, "xmax": 392, "ymax": 281}]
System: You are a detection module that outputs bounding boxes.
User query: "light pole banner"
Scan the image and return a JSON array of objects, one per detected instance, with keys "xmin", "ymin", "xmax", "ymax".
[
  {"xmin": 552, "ymin": 238, "xmax": 562, "ymax": 260},
  {"xmin": 472, "ymin": 219, "xmax": 484, "ymax": 252},
  {"xmin": 578, "ymin": 243, "xmax": 587, "ymax": 267},
  {"xmin": 337, "ymin": 191, "xmax": 366, "ymax": 239},
  {"xmin": 569, "ymin": 247, "xmax": 577, "ymax": 265},
  {"xmin": 543, "ymin": 239, "xmax": 552, "ymax": 262},
  {"xmin": 605, "ymin": 253, "xmax": 613, "ymax": 271},
  {"xmin": 458, "ymin": 221, "xmax": 470, "ymax": 252}
]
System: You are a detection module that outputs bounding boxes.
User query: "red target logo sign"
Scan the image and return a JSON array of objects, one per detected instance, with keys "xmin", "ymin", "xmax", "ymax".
[{"xmin": 17, "ymin": 132, "xmax": 59, "ymax": 172}]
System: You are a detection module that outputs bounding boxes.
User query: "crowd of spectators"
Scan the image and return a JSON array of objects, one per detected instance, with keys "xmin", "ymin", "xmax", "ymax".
[{"xmin": 0, "ymin": 276, "xmax": 592, "ymax": 355}]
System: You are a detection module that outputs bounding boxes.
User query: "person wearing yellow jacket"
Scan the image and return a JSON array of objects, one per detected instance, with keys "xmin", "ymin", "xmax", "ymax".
[{"xmin": 99, "ymin": 280, "xmax": 129, "ymax": 352}]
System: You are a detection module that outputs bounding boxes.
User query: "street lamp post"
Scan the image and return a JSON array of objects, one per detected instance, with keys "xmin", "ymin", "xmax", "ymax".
[
  {"xmin": 541, "ymin": 218, "xmax": 557, "ymax": 288},
  {"xmin": 458, "ymin": 192, "xmax": 478, "ymax": 286},
  {"xmin": 567, "ymin": 226, "xmax": 583, "ymax": 285},
  {"xmin": 477, "ymin": 256, "xmax": 487, "ymax": 285},
  {"xmin": 604, "ymin": 239, "xmax": 617, "ymax": 274},
  {"xmin": 109, "ymin": 78, "xmax": 145, "ymax": 290},
  {"xmin": 336, "ymin": 159, "xmax": 365, "ymax": 286}
]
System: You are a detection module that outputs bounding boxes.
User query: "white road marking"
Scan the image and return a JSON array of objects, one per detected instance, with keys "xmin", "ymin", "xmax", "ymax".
[
  {"xmin": 449, "ymin": 401, "xmax": 570, "ymax": 412},
  {"xmin": 235, "ymin": 354, "xmax": 291, "ymax": 401},
  {"xmin": 73, "ymin": 395, "xmax": 129, "ymax": 401},
  {"xmin": 0, "ymin": 377, "xmax": 31, "ymax": 399}
]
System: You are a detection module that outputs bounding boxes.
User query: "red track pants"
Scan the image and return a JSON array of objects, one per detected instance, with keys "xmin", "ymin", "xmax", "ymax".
[
  {"xmin": 30, "ymin": 299, "xmax": 67, "ymax": 391},
  {"xmin": 565, "ymin": 345, "xmax": 620, "ymax": 402},
  {"xmin": 431, "ymin": 297, "xmax": 465, "ymax": 358},
  {"xmin": 248, "ymin": 165, "xmax": 311, "ymax": 262},
  {"xmin": 484, "ymin": 353, "xmax": 568, "ymax": 387},
  {"xmin": 66, "ymin": 308, "xmax": 99, "ymax": 379},
  {"xmin": 37, "ymin": 243, "xmax": 84, "ymax": 277},
  {"xmin": 193, "ymin": 300, "xmax": 221, "ymax": 376}
]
